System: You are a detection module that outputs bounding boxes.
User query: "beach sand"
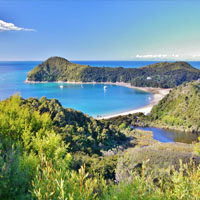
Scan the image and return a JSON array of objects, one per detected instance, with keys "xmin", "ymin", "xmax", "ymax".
[
  {"xmin": 25, "ymin": 80, "xmax": 171, "ymax": 119},
  {"xmin": 97, "ymin": 86, "xmax": 171, "ymax": 119}
]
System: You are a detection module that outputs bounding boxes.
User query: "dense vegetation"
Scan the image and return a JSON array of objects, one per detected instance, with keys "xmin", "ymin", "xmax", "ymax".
[
  {"xmin": 1, "ymin": 94, "xmax": 200, "ymax": 199},
  {"xmin": 27, "ymin": 56, "xmax": 200, "ymax": 88},
  {"xmin": 2, "ymin": 95, "xmax": 125, "ymax": 155},
  {"xmin": 0, "ymin": 94, "xmax": 119, "ymax": 199},
  {"xmin": 149, "ymin": 80, "xmax": 200, "ymax": 132}
]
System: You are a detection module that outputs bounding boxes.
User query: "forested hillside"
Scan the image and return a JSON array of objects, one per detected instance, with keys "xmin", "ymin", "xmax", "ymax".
[
  {"xmin": 27, "ymin": 57, "xmax": 200, "ymax": 88},
  {"xmin": 1, "ymin": 94, "xmax": 200, "ymax": 199},
  {"xmin": 150, "ymin": 80, "xmax": 200, "ymax": 132},
  {"xmin": 0, "ymin": 95, "xmax": 125, "ymax": 155}
]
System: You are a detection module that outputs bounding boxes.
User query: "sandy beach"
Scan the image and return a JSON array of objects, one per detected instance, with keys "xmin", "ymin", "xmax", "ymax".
[
  {"xmin": 97, "ymin": 86, "xmax": 170, "ymax": 119},
  {"xmin": 25, "ymin": 79, "xmax": 171, "ymax": 119}
]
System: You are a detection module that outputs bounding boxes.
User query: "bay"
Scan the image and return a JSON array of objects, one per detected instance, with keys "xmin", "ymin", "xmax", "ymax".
[{"xmin": 0, "ymin": 60, "xmax": 199, "ymax": 118}]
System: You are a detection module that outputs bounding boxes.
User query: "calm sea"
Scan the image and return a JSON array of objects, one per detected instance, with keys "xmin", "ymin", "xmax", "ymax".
[{"xmin": 0, "ymin": 60, "xmax": 200, "ymax": 118}]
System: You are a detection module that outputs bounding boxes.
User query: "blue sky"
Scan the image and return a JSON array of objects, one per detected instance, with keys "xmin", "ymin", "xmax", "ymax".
[{"xmin": 0, "ymin": 0, "xmax": 200, "ymax": 61}]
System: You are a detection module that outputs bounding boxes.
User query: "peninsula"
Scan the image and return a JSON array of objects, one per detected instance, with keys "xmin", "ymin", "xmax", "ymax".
[{"xmin": 26, "ymin": 56, "xmax": 200, "ymax": 88}]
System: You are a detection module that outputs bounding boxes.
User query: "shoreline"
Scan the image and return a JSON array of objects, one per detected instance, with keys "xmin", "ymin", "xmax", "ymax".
[
  {"xmin": 25, "ymin": 79, "xmax": 171, "ymax": 119},
  {"xmin": 97, "ymin": 87, "xmax": 170, "ymax": 119}
]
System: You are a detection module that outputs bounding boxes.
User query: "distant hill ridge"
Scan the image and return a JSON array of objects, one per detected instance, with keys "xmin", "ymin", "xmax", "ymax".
[{"xmin": 27, "ymin": 56, "xmax": 200, "ymax": 88}]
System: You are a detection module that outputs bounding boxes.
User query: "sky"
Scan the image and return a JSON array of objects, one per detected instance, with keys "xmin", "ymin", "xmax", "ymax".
[{"xmin": 0, "ymin": 0, "xmax": 200, "ymax": 61}]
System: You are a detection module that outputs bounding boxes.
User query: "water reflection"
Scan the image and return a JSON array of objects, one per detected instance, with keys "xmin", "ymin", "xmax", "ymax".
[{"xmin": 135, "ymin": 127, "xmax": 199, "ymax": 144}]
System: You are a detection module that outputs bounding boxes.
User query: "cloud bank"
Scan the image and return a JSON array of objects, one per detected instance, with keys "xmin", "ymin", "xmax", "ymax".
[
  {"xmin": 136, "ymin": 54, "xmax": 168, "ymax": 58},
  {"xmin": 135, "ymin": 53, "xmax": 200, "ymax": 60},
  {"xmin": 0, "ymin": 20, "xmax": 35, "ymax": 32},
  {"xmin": 192, "ymin": 54, "xmax": 200, "ymax": 58},
  {"xmin": 136, "ymin": 54, "xmax": 180, "ymax": 59}
]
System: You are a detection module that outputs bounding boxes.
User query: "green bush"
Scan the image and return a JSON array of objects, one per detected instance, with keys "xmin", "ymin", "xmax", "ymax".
[
  {"xmin": 0, "ymin": 143, "xmax": 30, "ymax": 200},
  {"xmin": 103, "ymin": 160, "xmax": 200, "ymax": 200},
  {"xmin": 31, "ymin": 153, "xmax": 106, "ymax": 200}
]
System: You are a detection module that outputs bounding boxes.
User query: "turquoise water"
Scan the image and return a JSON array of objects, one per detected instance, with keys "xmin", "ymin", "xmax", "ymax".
[
  {"xmin": 0, "ymin": 61, "xmax": 200, "ymax": 117},
  {"xmin": 0, "ymin": 61, "xmax": 150, "ymax": 117}
]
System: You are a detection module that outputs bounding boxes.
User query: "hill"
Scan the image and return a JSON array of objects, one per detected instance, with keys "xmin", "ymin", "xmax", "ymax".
[
  {"xmin": 27, "ymin": 56, "xmax": 200, "ymax": 88},
  {"xmin": 26, "ymin": 57, "xmax": 89, "ymax": 82},
  {"xmin": 1, "ymin": 94, "xmax": 200, "ymax": 199},
  {"xmin": 150, "ymin": 80, "xmax": 200, "ymax": 132},
  {"xmin": 0, "ymin": 94, "xmax": 125, "ymax": 155}
]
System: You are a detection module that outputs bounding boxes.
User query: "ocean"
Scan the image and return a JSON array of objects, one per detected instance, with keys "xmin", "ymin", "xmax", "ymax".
[{"xmin": 0, "ymin": 60, "xmax": 200, "ymax": 117}]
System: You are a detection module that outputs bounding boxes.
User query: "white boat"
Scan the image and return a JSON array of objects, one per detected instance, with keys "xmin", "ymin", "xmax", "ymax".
[
  {"xmin": 147, "ymin": 76, "xmax": 152, "ymax": 80},
  {"xmin": 104, "ymin": 86, "xmax": 107, "ymax": 90},
  {"xmin": 59, "ymin": 85, "xmax": 63, "ymax": 89}
]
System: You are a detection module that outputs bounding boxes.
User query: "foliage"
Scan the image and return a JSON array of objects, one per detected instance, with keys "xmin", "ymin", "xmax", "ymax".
[
  {"xmin": 104, "ymin": 161, "xmax": 165, "ymax": 200},
  {"xmin": 1, "ymin": 94, "xmax": 200, "ymax": 199},
  {"xmin": 27, "ymin": 57, "xmax": 200, "ymax": 88},
  {"xmin": 0, "ymin": 95, "xmax": 125, "ymax": 155},
  {"xmin": 0, "ymin": 94, "xmax": 123, "ymax": 199},
  {"xmin": 32, "ymin": 153, "xmax": 106, "ymax": 200},
  {"xmin": 115, "ymin": 141, "xmax": 199, "ymax": 182},
  {"xmin": 0, "ymin": 94, "xmax": 72, "ymax": 199},
  {"xmin": 27, "ymin": 57, "xmax": 89, "ymax": 82},
  {"xmin": 103, "ymin": 160, "xmax": 200, "ymax": 200},
  {"xmin": 0, "ymin": 142, "xmax": 30, "ymax": 200},
  {"xmin": 150, "ymin": 80, "xmax": 200, "ymax": 132},
  {"xmin": 101, "ymin": 112, "xmax": 148, "ymax": 128},
  {"xmin": 72, "ymin": 153, "xmax": 118, "ymax": 180}
]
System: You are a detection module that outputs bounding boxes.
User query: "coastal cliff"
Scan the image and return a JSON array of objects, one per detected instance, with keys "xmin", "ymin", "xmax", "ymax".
[{"xmin": 27, "ymin": 56, "xmax": 200, "ymax": 88}]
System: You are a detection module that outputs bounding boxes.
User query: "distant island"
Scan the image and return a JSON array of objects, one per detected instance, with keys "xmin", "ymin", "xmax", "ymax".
[{"xmin": 26, "ymin": 56, "xmax": 200, "ymax": 88}]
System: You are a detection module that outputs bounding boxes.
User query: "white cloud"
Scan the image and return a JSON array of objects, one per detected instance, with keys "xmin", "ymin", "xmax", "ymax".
[
  {"xmin": 172, "ymin": 54, "xmax": 179, "ymax": 58},
  {"xmin": 0, "ymin": 20, "xmax": 35, "ymax": 32},
  {"xmin": 134, "ymin": 53, "xmax": 200, "ymax": 60},
  {"xmin": 136, "ymin": 54, "xmax": 168, "ymax": 58},
  {"xmin": 135, "ymin": 54, "xmax": 180, "ymax": 59},
  {"xmin": 192, "ymin": 54, "xmax": 200, "ymax": 58}
]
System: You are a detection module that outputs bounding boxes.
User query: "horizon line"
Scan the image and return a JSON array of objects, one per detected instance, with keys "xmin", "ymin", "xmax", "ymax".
[{"xmin": 1, "ymin": 59, "xmax": 200, "ymax": 62}]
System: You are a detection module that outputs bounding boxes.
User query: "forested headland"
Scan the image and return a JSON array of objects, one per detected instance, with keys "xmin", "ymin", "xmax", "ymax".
[{"xmin": 27, "ymin": 57, "xmax": 200, "ymax": 88}]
